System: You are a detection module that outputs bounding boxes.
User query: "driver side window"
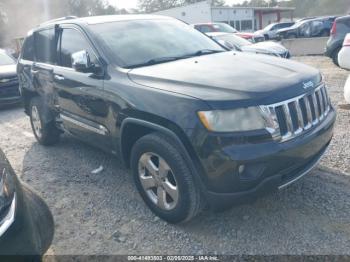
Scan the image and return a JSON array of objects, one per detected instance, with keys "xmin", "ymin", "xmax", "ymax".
[{"xmin": 59, "ymin": 28, "xmax": 98, "ymax": 68}]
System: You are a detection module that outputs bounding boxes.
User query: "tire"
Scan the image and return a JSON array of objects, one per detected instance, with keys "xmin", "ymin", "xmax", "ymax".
[
  {"xmin": 331, "ymin": 47, "xmax": 341, "ymax": 66},
  {"xmin": 29, "ymin": 97, "xmax": 60, "ymax": 146},
  {"xmin": 130, "ymin": 132, "xmax": 204, "ymax": 223}
]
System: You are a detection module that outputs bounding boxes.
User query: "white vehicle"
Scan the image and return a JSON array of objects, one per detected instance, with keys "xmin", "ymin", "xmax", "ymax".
[
  {"xmin": 338, "ymin": 34, "xmax": 350, "ymax": 103},
  {"xmin": 338, "ymin": 33, "xmax": 350, "ymax": 70},
  {"xmin": 345, "ymin": 76, "xmax": 350, "ymax": 104}
]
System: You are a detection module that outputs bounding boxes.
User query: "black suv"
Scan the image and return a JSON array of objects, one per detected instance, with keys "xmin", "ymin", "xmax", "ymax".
[
  {"xmin": 325, "ymin": 15, "xmax": 350, "ymax": 65},
  {"xmin": 17, "ymin": 15, "xmax": 336, "ymax": 223},
  {"xmin": 277, "ymin": 16, "xmax": 336, "ymax": 39}
]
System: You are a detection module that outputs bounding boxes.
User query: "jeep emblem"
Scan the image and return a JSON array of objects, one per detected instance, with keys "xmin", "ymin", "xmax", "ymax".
[{"xmin": 303, "ymin": 81, "xmax": 314, "ymax": 89}]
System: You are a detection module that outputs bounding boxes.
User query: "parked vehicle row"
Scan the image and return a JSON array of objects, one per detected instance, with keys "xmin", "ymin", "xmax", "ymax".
[
  {"xmin": 207, "ymin": 32, "xmax": 291, "ymax": 58},
  {"xmin": 277, "ymin": 16, "xmax": 337, "ymax": 39},
  {"xmin": 16, "ymin": 15, "xmax": 335, "ymax": 224}
]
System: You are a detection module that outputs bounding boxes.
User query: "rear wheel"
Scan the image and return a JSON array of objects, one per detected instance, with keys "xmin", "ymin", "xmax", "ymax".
[
  {"xmin": 130, "ymin": 132, "xmax": 204, "ymax": 223},
  {"xmin": 29, "ymin": 97, "xmax": 60, "ymax": 146}
]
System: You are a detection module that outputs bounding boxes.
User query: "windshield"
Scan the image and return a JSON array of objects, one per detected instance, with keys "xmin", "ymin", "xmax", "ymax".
[
  {"xmin": 213, "ymin": 23, "xmax": 238, "ymax": 33},
  {"xmin": 0, "ymin": 52, "xmax": 15, "ymax": 66},
  {"xmin": 263, "ymin": 23, "xmax": 276, "ymax": 31},
  {"xmin": 215, "ymin": 34, "xmax": 251, "ymax": 48},
  {"xmin": 90, "ymin": 19, "xmax": 224, "ymax": 68}
]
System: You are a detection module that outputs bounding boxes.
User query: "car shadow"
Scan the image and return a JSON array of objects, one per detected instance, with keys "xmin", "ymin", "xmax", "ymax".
[{"xmin": 22, "ymin": 135, "xmax": 350, "ymax": 255}]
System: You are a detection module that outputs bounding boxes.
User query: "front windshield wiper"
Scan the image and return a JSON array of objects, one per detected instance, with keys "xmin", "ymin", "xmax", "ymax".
[
  {"xmin": 185, "ymin": 49, "xmax": 224, "ymax": 57},
  {"xmin": 127, "ymin": 49, "xmax": 224, "ymax": 69}
]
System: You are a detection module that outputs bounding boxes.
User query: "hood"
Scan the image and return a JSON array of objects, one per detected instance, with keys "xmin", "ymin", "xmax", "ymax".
[
  {"xmin": 128, "ymin": 52, "xmax": 320, "ymax": 109},
  {"xmin": 241, "ymin": 41, "xmax": 288, "ymax": 55},
  {"xmin": 0, "ymin": 64, "xmax": 17, "ymax": 77}
]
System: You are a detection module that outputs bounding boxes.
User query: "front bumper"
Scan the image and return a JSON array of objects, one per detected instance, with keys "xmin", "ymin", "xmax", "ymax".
[
  {"xmin": 0, "ymin": 83, "xmax": 21, "ymax": 106},
  {"xmin": 0, "ymin": 184, "xmax": 54, "ymax": 257},
  {"xmin": 189, "ymin": 107, "xmax": 336, "ymax": 209}
]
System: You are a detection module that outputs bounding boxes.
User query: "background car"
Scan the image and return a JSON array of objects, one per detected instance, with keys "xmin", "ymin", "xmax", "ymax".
[
  {"xmin": 338, "ymin": 33, "xmax": 350, "ymax": 70},
  {"xmin": 277, "ymin": 16, "xmax": 337, "ymax": 39},
  {"xmin": 193, "ymin": 22, "xmax": 265, "ymax": 42},
  {"xmin": 344, "ymin": 76, "xmax": 350, "ymax": 104},
  {"xmin": 207, "ymin": 32, "xmax": 291, "ymax": 58},
  {"xmin": 326, "ymin": 15, "xmax": 350, "ymax": 66},
  {"xmin": 0, "ymin": 49, "xmax": 21, "ymax": 107},
  {"xmin": 0, "ymin": 148, "xmax": 54, "ymax": 258},
  {"xmin": 255, "ymin": 22, "xmax": 295, "ymax": 40}
]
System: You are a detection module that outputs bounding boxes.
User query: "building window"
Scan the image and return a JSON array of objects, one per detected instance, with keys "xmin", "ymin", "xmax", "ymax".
[
  {"xmin": 233, "ymin": 10, "xmax": 236, "ymax": 14},
  {"xmin": 181, "ymin": 11, "xmax": 186, "ymax": 16},
  {"xmin": 230, "ymin": 21, "xmax": 235, "ymax": 28},
  {"xmin": 241, "ymin": 20, "xmax": 253, "ymax": 31},
  {"xmin": 235, "ymin": 20, "xmax": 241, "ymax": 31}
]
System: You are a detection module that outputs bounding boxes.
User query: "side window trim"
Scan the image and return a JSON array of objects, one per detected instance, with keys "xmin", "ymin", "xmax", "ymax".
[{"xmin": 57, "ymin": 25, "xmax": 101, "ymax": 69}]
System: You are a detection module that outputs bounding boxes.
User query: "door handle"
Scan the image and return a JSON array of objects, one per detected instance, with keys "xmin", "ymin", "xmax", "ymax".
[{"xmin": 54, "ymin": 74, "xmax": 65, "ymax": 81}]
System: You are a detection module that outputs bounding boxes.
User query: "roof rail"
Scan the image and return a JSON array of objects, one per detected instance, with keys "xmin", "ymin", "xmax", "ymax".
[{"xmin": 39, "ymin": 16, "xmax": 78, "ymax": 26}]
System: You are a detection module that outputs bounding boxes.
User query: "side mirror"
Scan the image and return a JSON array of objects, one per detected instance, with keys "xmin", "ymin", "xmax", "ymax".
[{"xmin": 71, "ymin": 50, "xmax": 92, "ymax": 73}]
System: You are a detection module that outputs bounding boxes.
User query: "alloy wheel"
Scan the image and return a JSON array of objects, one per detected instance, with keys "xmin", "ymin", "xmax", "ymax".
[
  {"xmin": 31, "ymin": 105, "xmax": 42, "ymax": 138},
  {"xmin": 138, "ymin": 152, "xmax": 179, "ymax": 211}
]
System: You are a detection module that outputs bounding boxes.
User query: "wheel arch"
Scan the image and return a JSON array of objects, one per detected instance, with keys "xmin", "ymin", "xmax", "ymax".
[{"xmin": 120, "ymin": 118, "xmax": 207, "ymax": 191}]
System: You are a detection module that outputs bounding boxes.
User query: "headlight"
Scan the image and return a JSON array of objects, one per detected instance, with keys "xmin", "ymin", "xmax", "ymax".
[{"xmin": 198, "ymin": 106, "xmax": 279, "ymax": 134}]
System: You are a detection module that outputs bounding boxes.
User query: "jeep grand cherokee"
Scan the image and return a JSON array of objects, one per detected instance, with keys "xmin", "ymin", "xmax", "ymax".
[{"xmin": 17, "ymin": 15, "xmax": 336, "ymax": 223}]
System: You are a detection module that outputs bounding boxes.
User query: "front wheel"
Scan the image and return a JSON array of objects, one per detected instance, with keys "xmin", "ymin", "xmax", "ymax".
[
  {"xmin": 29, "ymin": 97, "xmax": 61, "ymax": 146},
  {"xmin": 130, "ymin": 133, "xmax": 204, "ymax": 223}
]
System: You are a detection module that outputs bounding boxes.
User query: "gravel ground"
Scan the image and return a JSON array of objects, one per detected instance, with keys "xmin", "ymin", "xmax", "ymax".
[{"xmin": 0, "ymin": 56, "xmax": 350, "ymax": 256}]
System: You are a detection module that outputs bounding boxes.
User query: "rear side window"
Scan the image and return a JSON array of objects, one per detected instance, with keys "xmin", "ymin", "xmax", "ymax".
[
  {"xmin": 34, "ymin": 28, "xmax": 57, "ymax": 64},
  {"xmin": 22, "ymin": 34, "xmax": 34, "ymax": 61},
  {"xmin": 59, "ymin": 28, "xmax": 98, "ymax": 68}
]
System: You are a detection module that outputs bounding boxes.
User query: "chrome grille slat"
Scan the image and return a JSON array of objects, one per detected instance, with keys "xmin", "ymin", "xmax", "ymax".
[{"xmin": 264, "ymin": 84, "xmax": 331, "ymax": 142}]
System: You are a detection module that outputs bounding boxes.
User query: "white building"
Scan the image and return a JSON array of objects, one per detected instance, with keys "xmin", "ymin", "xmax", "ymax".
[{"xmin": 153, "ymin": 0, "xmax": 295, "ymax": 32}]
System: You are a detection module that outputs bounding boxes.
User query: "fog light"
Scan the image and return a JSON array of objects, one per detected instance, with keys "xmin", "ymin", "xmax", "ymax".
[{"xmin": 238, "ymin": 165, "xmax": 245, "ymax": 174}]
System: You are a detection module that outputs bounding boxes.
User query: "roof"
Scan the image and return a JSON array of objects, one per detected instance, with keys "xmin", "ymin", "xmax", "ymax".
[{"xmin": 38, "ymin": 14, "xmax": 171, "ymax": 28}]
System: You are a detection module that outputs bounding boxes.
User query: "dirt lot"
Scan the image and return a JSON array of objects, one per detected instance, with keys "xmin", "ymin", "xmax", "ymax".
[{"xmin": 0, "ymin": 56, "xmax": 350, "ymax": 255}]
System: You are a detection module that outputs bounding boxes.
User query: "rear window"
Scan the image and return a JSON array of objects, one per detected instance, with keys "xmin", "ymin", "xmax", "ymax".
[
  {"xmin": 34, "ymin": 28, "xmax": 57, "ymax": 64},
  {"xmin": 22, "ymin": 34, "xmax": 35, "ymax": 61}
]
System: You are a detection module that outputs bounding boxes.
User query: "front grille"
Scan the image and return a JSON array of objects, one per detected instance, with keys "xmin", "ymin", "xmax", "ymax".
[
  {"xmin": 0, "ymin": 76, "xmax": 18, "ymax": 88},
  {"xmin": 266, "ymin": 84, "xmax": 330, "ymax": 141}
]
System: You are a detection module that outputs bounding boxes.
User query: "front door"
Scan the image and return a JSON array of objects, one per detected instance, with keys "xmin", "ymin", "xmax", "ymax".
[{"xmin": 53, "ymin": 26, "xmax": 112, "ymax": 150}]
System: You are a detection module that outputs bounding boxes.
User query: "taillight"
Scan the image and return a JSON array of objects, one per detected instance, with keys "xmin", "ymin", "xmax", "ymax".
[
  {"xmin": 343, "ymin": 34, "xmax": 350, "ymax": 47},
  {"xmin": 330, "ymin": 22, "xmax": 337, "ymax": 35}
]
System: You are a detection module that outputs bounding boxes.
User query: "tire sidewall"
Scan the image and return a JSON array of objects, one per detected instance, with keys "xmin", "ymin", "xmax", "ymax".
[
  {"xmin": 29, "ymin": 98, "xmax": 45, "ymax": 143},
  {"xmin": 131, "ymin": 135, "xmax": 194, "ymax": 223}
]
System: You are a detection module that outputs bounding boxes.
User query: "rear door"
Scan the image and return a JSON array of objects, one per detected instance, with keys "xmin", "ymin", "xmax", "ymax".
[
  {"xmin": 17, "ymin": 33, "xmax": 35, "ymax": 97},
  {"xmin": 32, "ymin": 27, "xmax": 57, "ymax": 108},
  {"xmin": 53, "ymin": 25, "xmax": 112, "ymax": 150}
]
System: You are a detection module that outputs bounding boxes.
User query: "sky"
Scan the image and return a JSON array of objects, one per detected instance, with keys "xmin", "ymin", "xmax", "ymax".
[{"xmin": 109, "ymin": 0, "xmax": 245, "ymax": 10}]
